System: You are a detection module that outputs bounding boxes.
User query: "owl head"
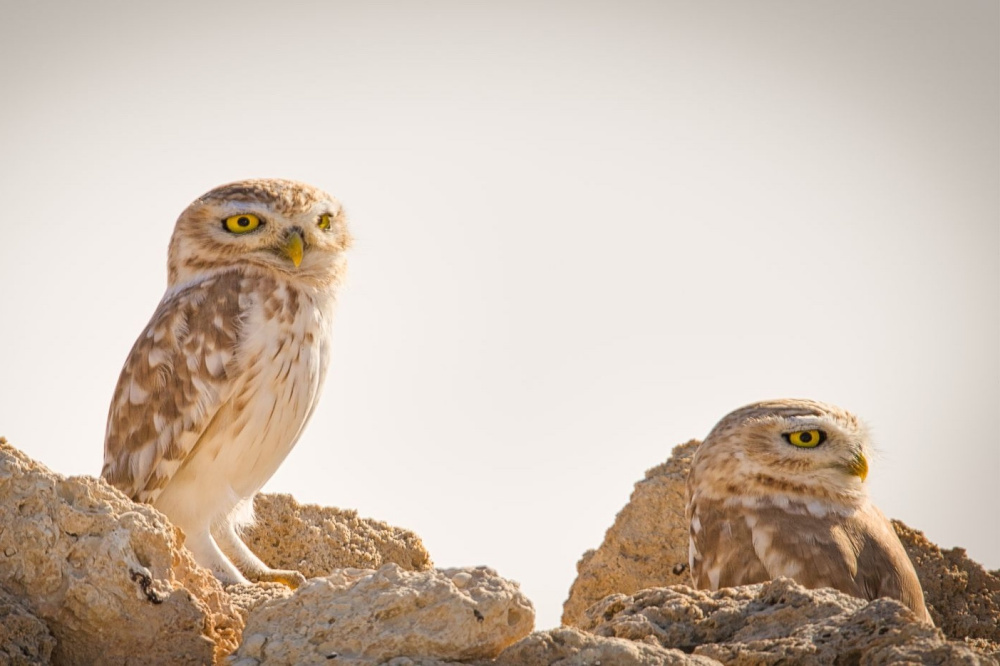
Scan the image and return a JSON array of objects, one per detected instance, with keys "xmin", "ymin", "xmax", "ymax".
[
  {"xmin": 166, "ymin": 179, "xmax": 352, "ymax": 287},
  {"xmin": 691, "ymin": 399, "xmax": 872, "ymax": 506}
]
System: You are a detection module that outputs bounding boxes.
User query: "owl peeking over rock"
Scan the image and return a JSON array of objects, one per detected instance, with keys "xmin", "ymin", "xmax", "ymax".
[{"xmin": 686, "ymin": 398, "xmax": 932, "ymax": 623}]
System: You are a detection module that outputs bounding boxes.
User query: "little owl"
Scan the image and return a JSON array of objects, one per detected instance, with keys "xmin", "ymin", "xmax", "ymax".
[
  {"xmin": 686, "ymin": 399, "xmax": 931, "ymax": 623},
  {"xmin": 102, "ymin": 179, "xmax": 350, "ymax": 587}
]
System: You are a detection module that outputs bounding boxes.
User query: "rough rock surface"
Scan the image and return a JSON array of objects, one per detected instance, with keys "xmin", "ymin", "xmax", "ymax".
[
  {"xmin": 562, "ymin": 440, "xmax": 699, "ymax": 626},
  {"xmin": 0, "ymin": 588, "xmax": 55, "ymax": 666},
  {"xmin": 894, "ymin": 519, "xmax": 1000, "ymax": 646},
  {"xmin": 0, "ymin": 438, "xmax": 242, "ymax": 665},
  {"xmin": 246, "ymin": 493, "xmax": 432, "ymax": 578},
  {"xmin": 231, "ymin": 563, "xmax": 535, "ymax": 665},
  {"xmin": 5, "ymin": 432, "xmax": 1000, "ymax": 666},
  {"xmin": 582, "ymin": 577, "xmax": 994, "ymax": 665},
  {"xmin": 225, "ymin": 582, "xmax": 294, "ymax": 625},
  {"xmin": 492, "ymin": 627, "xmax": 719, "ymax": 665}
]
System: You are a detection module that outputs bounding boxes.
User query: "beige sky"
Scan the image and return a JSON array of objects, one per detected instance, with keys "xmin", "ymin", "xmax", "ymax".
[{"xmin": 1, "ymin": 1, "xmax": 997, "ymax": 629}]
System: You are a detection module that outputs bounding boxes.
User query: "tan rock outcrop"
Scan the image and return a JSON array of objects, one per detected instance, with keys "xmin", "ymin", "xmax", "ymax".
[
  {"xmin": 493, "ymin": 627, "xmax": 719, "ymax": 665},
  {"xmin": 562, "ymin": 440, "xmax": 699, "ymax": 626},
  {"xmin": 0, "ymin": 438, "xmax": 242, "ymax": 665},
  {"xmin": 246, "ymin": 492, "xmax": 432, "ymax": 578},
  {"xmin": 581, "ymin": 577, "xmax": 993, "ymax": 664},
  {"xmin": 231, "ymin": 563, "xmax": 534, "ymax": 665},
  {"xmin": 894, "ymin": 520, "xmax": 1000, "ymax": 646},
  {"xmin": 0, "ymin": 588, "xmax": 55, "ymax": 666}
]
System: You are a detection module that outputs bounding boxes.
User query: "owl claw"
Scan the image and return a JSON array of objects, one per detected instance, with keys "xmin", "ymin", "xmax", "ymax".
[{"xmin": 255, "ymin": 568, "xmax": 307, "ymax": 589}]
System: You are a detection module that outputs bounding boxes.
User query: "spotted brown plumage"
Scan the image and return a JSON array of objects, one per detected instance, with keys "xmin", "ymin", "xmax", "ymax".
[
  {"xmin": 103, "ymin": 179, "xmax": 351, "ymax": 587},
  {"xmin": 685, "ymin": 399, "xmax": 932, "ymax": 623}
]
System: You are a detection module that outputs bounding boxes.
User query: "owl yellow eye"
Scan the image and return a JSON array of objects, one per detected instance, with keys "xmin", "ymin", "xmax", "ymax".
[
  {"xmin": 318, "ymin": 213, "xmax": 333, "ymax": 230},
  {"xmin": 783, "ymin": 429, "xmax": 827, "ymax": 448},
  {"xmin": 223, "ymin": 214, "xmax": 262, "ymax": 234}
]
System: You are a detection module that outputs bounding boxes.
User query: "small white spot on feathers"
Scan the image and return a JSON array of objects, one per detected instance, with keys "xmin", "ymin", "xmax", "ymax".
[
  {"xmin": 707, "ymin": 566, "xmax": 721, "ymax": 590},
  {"xmin": 128, "ymin": 380, "xmax": 149, "ymax": 405},
  {"xmin": 147, "ymin": 346, "xmax": 169, "ymax": 367},
  {"xmin": 806, "ymin": 500, "xmax": 829, "ymax": 517}
]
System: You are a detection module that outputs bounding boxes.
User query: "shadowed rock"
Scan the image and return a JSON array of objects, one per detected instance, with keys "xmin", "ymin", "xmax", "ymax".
[{"xmin": 581, "ymin": 578, "xmax": 992, "ymax": 665}]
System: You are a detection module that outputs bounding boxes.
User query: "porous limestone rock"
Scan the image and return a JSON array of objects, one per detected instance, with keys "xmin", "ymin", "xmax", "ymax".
[
  {"xmin": 246, "ymin": 493, "xmax": 432, "ymax": 578},
  {"xmin": 492, "ymin": 627, "xmax": 720, "ymax": 665},
  {"xmin": 894, "ymin": 519, "xmax": 1000, "ymax": 647},
  {"xmin": 562, "ymin": 440, "xmax": 699, "ymax": 626},
  {"xmin": 232, "ymin": 563, "xmax": 534, "ymax": 665},
  {"xmin": 580, "ymin": 577, "xmax": 994, "ymax": 665},
  {"xmin": 0, "ymin": 587, "xmax": 55, "ymax": 666},
  {"xmin": 0, "ymin": 438, "xmax": 242, "ymax": 665},
  {"xmin": 225, "ymin": 581, "xmax": 294, "ymax": 625}
]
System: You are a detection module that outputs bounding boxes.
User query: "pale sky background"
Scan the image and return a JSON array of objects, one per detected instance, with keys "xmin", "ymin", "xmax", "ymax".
[{"xmin": 0, "ymin": 1, "xmax": 996, "ymax": 631}]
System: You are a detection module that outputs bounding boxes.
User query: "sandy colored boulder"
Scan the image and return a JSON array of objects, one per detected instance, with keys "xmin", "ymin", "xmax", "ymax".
[
  {"xmin": 245, "ymin": 492, "xmax": 432, "ymax": 578},
  {"xmin": 232, "ymin": 563, "xmax": 534, "ymax": 665},
  {"xmin": 0, "ymin": 588, "xmax": 55, "ymax": 666},
  {"xmin": 562, "ymin": 440, "xmax": 699, "ymax": 626},
  {"xmin": 493, "ymin": 627, "xmax": 720, "ymax": 665},
  {"xmin": 894, "ymin": 519, "xmax": 1000, "ymax": 647},
  {"xmin": 582, "ymin": 577, "xmax": 993, "ymax": 664},
  {"xmin": 0, "ymin": 438, "xmax": 242, "ymax": 665}
]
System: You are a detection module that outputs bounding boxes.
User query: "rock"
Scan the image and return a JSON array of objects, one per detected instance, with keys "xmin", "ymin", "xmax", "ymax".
[
  {"xmin": 581, "ymin": 577, "xmax": 994, "ymax": 665},
  {"xmin": 492, "ymin": 627, "xmax": 720, "ymax": 665},
  {"xmin": 894, "ymin": 520, "xmax": 1000, "ymax": 646},
  {"xmin": 224, "ymin": 581, "xmax": 294, "ymax": 625},
  {"xmin": 0, "ymin": 588, "xmax": 55, "ymax": 666},
  {"xmin": 0, "ymin": 438, "xmax": 242, "ymax": 665},
  {"xmin": 562, "ymin": 440, "xmax": 699, "ymax": 626},
  {"xmin": 232, "ymin": 563, "xmax": 534, "ymax": 665},
  {"xmin": 246, "ymin": 493, "xmax": 432, "ymax": 578}
]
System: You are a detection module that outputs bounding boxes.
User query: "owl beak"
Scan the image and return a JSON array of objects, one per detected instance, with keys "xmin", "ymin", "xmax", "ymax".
[
  {"xmin": 847, "ymin": 452, "xmax": 868, "ymax": 482},
  {"xmin": 282, "ymin": 230, "xmax": 304, "ymax": 268}
]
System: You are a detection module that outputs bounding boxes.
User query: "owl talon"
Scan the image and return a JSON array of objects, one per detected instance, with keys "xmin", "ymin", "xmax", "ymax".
[{"xmin": 254, "ymin": 569, "xmax": 307, "ymax": 589}]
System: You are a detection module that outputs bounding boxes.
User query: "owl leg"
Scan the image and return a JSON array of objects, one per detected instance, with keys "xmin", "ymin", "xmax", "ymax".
[
  {"xmin": 182, "ymin": 527, "xmax": 251, "ymax": 586},
  {"xmin": 211, "ymin": 520, "xmax": 306, "ymax": 589}
]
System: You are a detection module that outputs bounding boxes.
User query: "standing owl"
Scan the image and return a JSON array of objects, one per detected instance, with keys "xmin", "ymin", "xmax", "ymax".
[
  {"xmin": 102, "ymin": 179, "xmax": 351, "ymax": 587},
  {"xmin": 686, "ymin": 399, "xmax": 932, "ymax": 623}
]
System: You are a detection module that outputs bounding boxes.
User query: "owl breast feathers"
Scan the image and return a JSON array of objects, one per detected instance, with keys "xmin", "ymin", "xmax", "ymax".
[
  {"xmin": 102, "ymin": 179, "xmax": 350, "ymax": 587},
  {"xmin": 685, "ymin": 399, "xmax": 932, "ymax": 624}
]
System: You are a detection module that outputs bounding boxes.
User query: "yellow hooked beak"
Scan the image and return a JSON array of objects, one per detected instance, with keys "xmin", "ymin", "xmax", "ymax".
[
  {"xmin": 283, "ymin": 230, "xmax": 304, "ymax": 268},
  {"xmin": 847, "ymin": 452, "xmax": 868, "ymax": 482}
]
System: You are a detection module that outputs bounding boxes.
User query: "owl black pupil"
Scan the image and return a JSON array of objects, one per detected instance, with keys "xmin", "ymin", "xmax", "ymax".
[
  {"xmin": 799, "ymin": 432, "xmax": 813, "ymax": 443},
  {"xmin": 237, "ymin": 217, "xmax": 250, "ymax": 227}
]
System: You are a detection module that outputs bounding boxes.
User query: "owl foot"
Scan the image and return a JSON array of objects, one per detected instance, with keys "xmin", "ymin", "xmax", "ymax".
[{"xmin": 252, "ymin": 568, "xmax": 306, "ymax": 589}]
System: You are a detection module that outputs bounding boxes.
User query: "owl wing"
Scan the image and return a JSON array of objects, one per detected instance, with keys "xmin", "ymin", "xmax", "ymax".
[
  {"xmin": 847, "ymin": 503, "xmax": 933, "ymax": 623},
  {"xmin": 743, "ymin": 503, "xmax": 932, "ymax": 623},
  {"xmin": 744, "ymin": 505, "xmax": 864, "ymax": 591},
  {"xmin": 102, "ymin": 271, "xmax": 245, "ymax": 503},
  {"xmin": 688, "ymin": 497, "xmax": 772, "ymax": 589}
]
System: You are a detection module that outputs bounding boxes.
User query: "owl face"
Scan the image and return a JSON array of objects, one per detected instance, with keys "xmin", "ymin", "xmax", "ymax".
[
  {"xmin": 167, "ymin": 179, "xmax": 351, "ymax": 287},
  {"xmin": 693, "ymin": 399, "xmax": 871, "ymax": 504}
]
